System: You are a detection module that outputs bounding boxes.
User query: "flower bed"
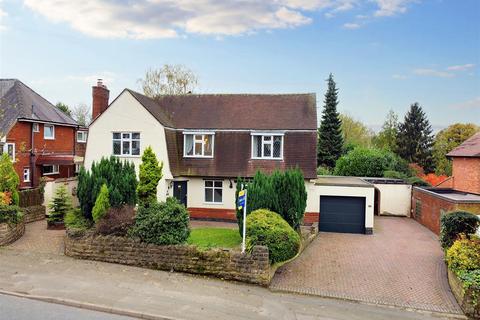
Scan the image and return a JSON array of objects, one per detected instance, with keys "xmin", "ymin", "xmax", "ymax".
[{"xmin": 0, "ymin": 217, "xmax": 25, "ymax": 246}]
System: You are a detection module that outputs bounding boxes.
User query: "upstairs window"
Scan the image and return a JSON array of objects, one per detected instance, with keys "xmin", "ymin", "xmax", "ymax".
[
  {"xmin": 44, "ymin": 125, "xmax": 55, "ymax": 140},
  {"xmin": 113, "ymin": 132, "xmax": 140, "ymax": 156},
  {"xmin": 4, "ymin": 143, "xmax": 15, "ymax": 161},
  {"xmin": 251, "ymin": 134, "xmax": 283, "ymax": 159},
  {"xmin": 77, "ymin": 131, "xmax": 88, "ymax": 143},
  {"xmin": 183, "ymin": 132, "xmax": 214, "ymax": 158},
  {"xmin": 32, "ymin": 123, "xmax": 40, "ymax": 132}
]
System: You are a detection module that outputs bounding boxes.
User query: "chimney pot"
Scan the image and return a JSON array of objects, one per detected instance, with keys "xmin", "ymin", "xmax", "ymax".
[{"xmin": 92, "ymin": 80, "xmax": 110, "ymax": 120}]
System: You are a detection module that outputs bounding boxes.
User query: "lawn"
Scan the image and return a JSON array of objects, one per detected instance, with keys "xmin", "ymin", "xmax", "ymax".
[{"xmin": 187, "ymin": 228, "xmax": 241, "ymax": 249}]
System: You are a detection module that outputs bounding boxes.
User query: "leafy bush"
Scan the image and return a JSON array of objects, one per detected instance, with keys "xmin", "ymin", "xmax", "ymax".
[
  {"xmin": 316, "ymin": 166, "xmax": 332, "ymax": 176},
  {"xmin": 440, "ymin": 211, "xmax": 480, "ymax": 249},
  {"xmin": 48, "ymin": 185, "xmax": 72, "ymax": 223},
  {"xmin": 77, "ymin": 156, "xmax": 137, "ymax": 220},
  {"xmin": 64, "ymin": 208, "xmax": 92, "ymax": 230},
  {"xmin": 383, "ymin": 170, "xmax": 407, "ymax": 179},
  {"xmin": 0, "ymin": 153, "xmax": 19, "ymax": 205},
  {"xmin": 129, "ymin": 197, "xmax": 190, "ymax": 245},
  {"xmin": 446, "ymin": 235, "xmax": 480, "ymax": 272},
  {"xmin": 406, "ymin": 176, "xmax": 431, "ymax": 187},
  {"xmin": 246, "ymin": 209, "xmax": 300, "ymax": 264},
  {"xmin": 0, "ymin": 204, "xmax": 23, "ymax": 225},
  {"xmin": 137, "ymin": 146, "xmax": 163, "ymax": 206},
  {"xmin": 96, "ymin": 205, "xmax": 135, "ymax": 236},
  {"xmin": 456, "ymin": 269, "xmax": 480, "ymax": 291},
  {"xmin": 92, "ymin": 184, "xmax": 110, "ymax": 223}
]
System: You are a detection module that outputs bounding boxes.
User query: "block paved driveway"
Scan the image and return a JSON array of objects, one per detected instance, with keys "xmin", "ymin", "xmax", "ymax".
[{"xmin": 270, "ymin": 216, "xmax": 463, "ymax": 315}]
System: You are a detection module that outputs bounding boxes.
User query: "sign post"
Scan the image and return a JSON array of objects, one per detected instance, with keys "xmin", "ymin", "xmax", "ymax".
[{"xmin": 237, "ymin": 189, "xmax": 247, "ymax": 253}]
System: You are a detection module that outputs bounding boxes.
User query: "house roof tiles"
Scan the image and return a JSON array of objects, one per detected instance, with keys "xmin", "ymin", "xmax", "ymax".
[{"xmin": 447, "ymin": 132, "xmax": 480, "ymax": 158}]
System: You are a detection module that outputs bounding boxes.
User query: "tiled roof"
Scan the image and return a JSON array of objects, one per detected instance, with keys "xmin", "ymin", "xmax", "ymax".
[
  {"xmin": 447, "ymin": 132, "xmax": 480, "ymax": 157},
  {"xmin": 0, "ymin": 79, "xmax": 78, "ymax": 135}
]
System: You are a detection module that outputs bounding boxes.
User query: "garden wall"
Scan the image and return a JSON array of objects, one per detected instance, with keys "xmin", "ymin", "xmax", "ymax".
[
  {"xmin": 65, "ymin": 231, "xmax": 271, "ymax": 286},
  {"xmin": 22, "ymin": 205, "xmax": 46, "ymax": 223},
  {"xmin": 44, "ymin": 177, "xmax": 79, "ymax": 212},
  {"xmin": 19, "ymin": 188, "xmax": 46, "ymax": 223},
  {"xmin": 448, "ymin": 269, "xmax": 480, "ymax": 319},
  {"xmin": 0, "ymin": 218, "xmax": 25, "ymax": 246}
]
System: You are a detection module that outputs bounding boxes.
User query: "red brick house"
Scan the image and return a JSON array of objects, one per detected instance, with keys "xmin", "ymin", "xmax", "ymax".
[
  {"xmin": 411, "ymin": 132, "xmax": 480, "ymax": 234},
  {"xmin": 0, "ymin": 79, "xmax": 87, "ymax": 189}
]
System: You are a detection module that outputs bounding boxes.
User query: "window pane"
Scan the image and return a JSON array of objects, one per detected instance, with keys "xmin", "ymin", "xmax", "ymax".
[
  {"xmin": 132, "ymin": 140, "xmax": 140, "ymax": 155},
  {"xmin": 113, "ymin": 132, "xmax": 121, "ymax": 139},
  {"xmin": 205, "ymin": 188, "xmax": 213, "ymax": 202},
  {"xmin": 122, "ymin": 133, "xmax": 130, "ymax": 139},
  {"xmin": 205, "ymin": 181, "xmax": 213, "ymax": 188},
  {"xmin": 132, "ymin": 133, "xmax": 140, "ymax": 139},
  {"xmin": 204, "ymin": 135, "xmax": 213, "ymax": 156},
  {"xmin": 43, "ymin": 166, "xmax": 52, "ymax": 174},
  {"xmin": 194, "ymin": 142, "xmax": 202, "ymax": 155},
  {"xmin": 122, "ymin": 141, "xmax": 130, "ymax": 155},
  {"xmin": 214, "ymin": 181, "xmax": 222, "ymax": 188},
  {"xmin": 263, "ymin": 136, "xmax": 271, "ymax": 141},
  {"xmin": 113, "ymin": 141, "xmax": 121, "ymax": 155},
  {"xmin": 263, "ymin": 142, "xmax": 271, "ymax": 157},
  {"xmin": 44, "ymin": 126, "xmax": 53, "ymax": 137},
  {"xmin": 194, "ymin": 135, "xmax": 202, "ymax": 141},
  {"xmin": 214, "ymin": 188, "xmax": 222, "ymax": 203},
  {"xmin": 273, "ymin": 136, "xmax": 282, "ymax": 158},
  {"xmin": 7, "ymin": 144, "xmax": 14, "ymax": 159},
  {"xmin": 253, "ymin": 136, "xmax": 261, "ymax": 157}
]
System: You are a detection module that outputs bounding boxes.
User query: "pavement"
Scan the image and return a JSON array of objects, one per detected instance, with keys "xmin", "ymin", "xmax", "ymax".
[{"xmin": 270, "ymin": 216, "xmax": 462, "ymax": 315}]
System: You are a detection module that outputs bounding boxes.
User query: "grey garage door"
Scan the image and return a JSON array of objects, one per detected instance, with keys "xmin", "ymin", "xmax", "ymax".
[{"xmin": 319, "ymin": 196, "xmax": 366, "ymax": 234}]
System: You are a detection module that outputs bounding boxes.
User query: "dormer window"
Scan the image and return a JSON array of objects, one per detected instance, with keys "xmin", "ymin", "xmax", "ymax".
[
  {"xmin": 183, "ymin": 132, "xmax": 214, "ymax": 158},
  {"xmin": 251, "ymin": 133, "xmax": 284, "ymax": 160}
]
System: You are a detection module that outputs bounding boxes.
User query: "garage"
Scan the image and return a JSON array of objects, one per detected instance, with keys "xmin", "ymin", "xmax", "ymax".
[
  {"xmin": 305, "ymin": 176, "xmax": 375, "ymax": 234},
  {"xmin": 319, "ymin": 196, "xmax": 366, "ymax": 234}
]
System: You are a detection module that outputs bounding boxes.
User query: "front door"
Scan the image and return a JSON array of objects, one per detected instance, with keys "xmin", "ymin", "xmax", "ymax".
[{"xmin": 173, "ymin": 181, "xmax": 188, "ymax": 207}]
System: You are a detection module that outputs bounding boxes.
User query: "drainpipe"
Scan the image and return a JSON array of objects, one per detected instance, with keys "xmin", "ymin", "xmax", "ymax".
[{"xmin": 30, "ymin": 107, "xmax": 35, "ymax": 188}]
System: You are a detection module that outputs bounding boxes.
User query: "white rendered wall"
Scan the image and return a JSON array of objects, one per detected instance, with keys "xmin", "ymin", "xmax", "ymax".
[{"xmin": 374, "ymin": 183, "xmax": 412, "ymax": 216}]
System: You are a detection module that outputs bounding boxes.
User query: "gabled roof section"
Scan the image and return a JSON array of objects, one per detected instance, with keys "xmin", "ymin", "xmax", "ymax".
[
  {"xmin": 0, "ymin": 79, "xmax": 78, "ymax": 135},
  {"xmin": 126, "ymin": 89, "xmax": 317, "ymax": 130},
  {"xmin": 447, "ymin": 132, "xmax": 480, "ymax": 158}
]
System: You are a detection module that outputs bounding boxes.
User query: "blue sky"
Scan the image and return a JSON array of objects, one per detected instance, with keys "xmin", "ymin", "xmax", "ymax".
[{"xmin": 0, "ymin": 0, "xmax": 479, "ymax": 130}]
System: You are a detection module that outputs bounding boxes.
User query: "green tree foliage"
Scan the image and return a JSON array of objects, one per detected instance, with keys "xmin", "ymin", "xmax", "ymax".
[
  {"xmin": 129, "ymin": 197, "xmax": 190, "ymax": 245},
  {"xmin": 55, "ymin": 102, "xmax": 72, "ymax": 117},
  {"xmin": 373, "ymin": 110, "xmax": 399, "ymax": 151},
  {"xmin": 137, "ymin": 146, "xmax": 163, "ymax": 206},
  {"xmin": 77, "ymin": 156, "xmax": 137, "ymax": 220},
  {"xmin": 48, "ymin": 185, "xmax": 72, "ymax": 223},
  {"xmin": 334, "ymin": 147, "xmax": 410, "ymax": 177},
  {"xmin": 339, "ymin": 113, "xmax": 373, "ymax": 150},
  {"xmin": 0, "ymin": 153, "xmax": 19, "ymax": 205},
  {"xmin": 433, "ymin": 123, "xmax": 479, "ymax": 175},
  {"xmin": 318, "ymin": 74, "xmax": 344, "ymax": 168},
  {"xmin": 396, "ymin": 103, "xmax": 435, "ymax": 172},
  {"xmin": 92, "ymin": 184, "xmax": 110, "ymax": 223},
  {"xmin": 246, "ymin": 209, "xmax": 300, "ymax": 264},
  {"xmin": 440, "ymin": 211, "xmax": 480, "ymax": 249}
]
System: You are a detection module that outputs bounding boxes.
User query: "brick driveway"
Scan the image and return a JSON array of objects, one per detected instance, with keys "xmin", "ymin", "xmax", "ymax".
[
  {"xmin": 6, "ymin": 220, "xmax": 65, "ymax": 255},
  {"xmin": 270, "ymin": 216, "xmax": 462, "ymax": 315}
]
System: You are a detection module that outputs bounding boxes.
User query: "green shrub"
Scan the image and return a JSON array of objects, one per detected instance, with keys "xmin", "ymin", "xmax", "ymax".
[
  {"xmin": 95, "ymin": 205, "xmax": 135, "ymax": 236},
  {"xmin": 446, "ymin": 235, "xmax": 480, "ymax": 272},
  {"xmin": 440, "ymin": 211, "xmax": 480, "ymax": 249},
  {"xmin": 316, "ymin": 166, "xmax": 332, "ymax": 176},
  {"xmin": 137, "ymin": 146, "xmax": 163, "ymax": 206},
  {"xmin": 246, "ymin": 209, "xmax": 300, "ymax": 264},
  {"xmin": 406, "ymin": 176, "xmax": 431, "ymax": 187},
  {"xmin": 129, "ymin": 197, "xmax": 190, "ymax": 245},
  {"xmin": 48, "ymin": 185, "xmax": 72, "ymax": 223},
  {"xmin": 0, "ymin": 153, "xmax": 19, "ymax": 205},
  {"xmin": 383, "ymin": 170, "xmax": 407, "ymax": 179},
  {"xmin": 0, "ymin": 204, "xmax": 23, "ymax": 225},
  {"xmin": 77, "ymin": 156, "xmax": 137, "ymax": 220},
  {"xmin": 64, "ymin": 208, "xmax": 92, "ymax": 230},
  {"xmin": 92, "ymin": 184, "xmax": 110, "ymax": 223}
]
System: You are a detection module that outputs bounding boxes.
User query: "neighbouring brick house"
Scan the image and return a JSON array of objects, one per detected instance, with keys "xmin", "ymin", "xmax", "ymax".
[
  {"xmin": 0, "ymin": 79, "xmax": 87, "ymax": 189},
  {"xmin": 412, "ymin": 132, "xmax": 480, "ymax": 234}
]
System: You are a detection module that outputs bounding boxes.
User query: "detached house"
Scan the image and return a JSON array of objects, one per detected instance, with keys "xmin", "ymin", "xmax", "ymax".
[{"xmin": 0, "ymin": 79, "xmax": 86, "ymax": 189}]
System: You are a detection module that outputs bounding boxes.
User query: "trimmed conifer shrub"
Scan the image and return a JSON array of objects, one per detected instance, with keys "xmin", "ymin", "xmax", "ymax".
[
  {"xmin": 92, "ymin": 184, "xmax": 110, "ymax": 223},
  {"xmin": 48, "ymin": 185, "xmax": 72, "ymax": 224},
  {"xmin": 440, "ymin": 211, "xmax": 480, "ymax": 249},
  {"xmin": 137, "ymin": 146, "xmax": 163, "ymax": 206}
]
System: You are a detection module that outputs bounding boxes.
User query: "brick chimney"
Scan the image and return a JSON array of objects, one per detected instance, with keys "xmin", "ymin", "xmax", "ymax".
[{"xmin": 92, "ymin": 79, "xmax": 110, "ymax": 119}]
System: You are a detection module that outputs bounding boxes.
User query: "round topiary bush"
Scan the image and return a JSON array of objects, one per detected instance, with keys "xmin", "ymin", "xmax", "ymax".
[
  {"xmin": 246, "ymin": 209, "xmax": 300, "ymax": 264},
  {"xmin": 440, "ymin": 211, "xmax": 480, "ymax": 249},
  {"xmin": 445, "ymin": 235, "xmax": 480, "ymax": 272},
  {"xmin": 129, "ymin": 197, "xmax": 190, "ymax": 245}
]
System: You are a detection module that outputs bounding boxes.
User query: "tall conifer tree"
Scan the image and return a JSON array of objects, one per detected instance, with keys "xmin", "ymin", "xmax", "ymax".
[{"xmin": 317, "ymin": 73, "xmax": 344, "ymax": 167}]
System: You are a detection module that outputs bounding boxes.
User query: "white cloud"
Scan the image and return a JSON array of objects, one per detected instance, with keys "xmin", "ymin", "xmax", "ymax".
[
  {"xmin": 343, "ymin": 22, "xmax": 361, "ymax": 29},
  {"xmin": 446, "ymin": 64, "xmax": 476, "ymax": 71},
  {"xmin": 0, "ymin": 0, "xmax": 7, "ymax": 31},
  {"xmin": 413, "ymin": 68, "xmax": 454, "ymax": 78},
  {"xmin": 373, "ymin": 0, "xmax": 413, "ymax": 17},
  {"xmin": 449, "ymin": 97, "xmax": 480, "ymax": 110}
]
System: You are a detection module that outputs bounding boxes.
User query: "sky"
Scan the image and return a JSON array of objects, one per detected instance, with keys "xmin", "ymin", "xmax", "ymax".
[{"xmin": 0, "ymin": 0, "xmax": 479, "ymax": 130}]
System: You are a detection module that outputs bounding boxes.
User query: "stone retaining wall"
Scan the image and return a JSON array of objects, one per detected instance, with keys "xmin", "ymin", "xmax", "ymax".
[
  {"xmin": 65, "ymin": 231, "xmax": 271, "ymax": 286},
  {"xmin": 0, "ymin": 218, "xmax": 25, "ymax": 246},
  {"xmin": 22, "ymin": 205, "xmax": 46, "ymax": 223},
  {"xmin": 448, "ymin": 268, "xmax": 480, "ymax": 319}
]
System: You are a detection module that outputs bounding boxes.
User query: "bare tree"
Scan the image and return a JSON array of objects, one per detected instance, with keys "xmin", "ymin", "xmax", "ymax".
[
  {"xmin": 72, "ymin": 103, "xmax": 92, "ymax": 127},
  {"xmin": 138, "ymin": 64, "xmax": 198, "ymax": 97}
]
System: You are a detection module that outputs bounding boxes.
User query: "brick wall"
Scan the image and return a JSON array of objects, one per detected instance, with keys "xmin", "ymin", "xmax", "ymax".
[
  {"xmin": 452, "ymin": 157, "xmax": 480, "ymax": 194},
  {"xmin": 188, "ymin": 207, "xmax": 237, "ymax": 221},
  {"xmin": 22, "ymin": 205, "xmax": 46, "ymax": 223},
  {"xmin": 0, "ymin": 218, "xmax": 25, "ymax": 246},
  {"xmin": 304, "ymin": 212, "xmax": 319, "ymax": 225},
  {"xmin": 65, "ymin": 231, "xmax": 271, "ymax": 286}
]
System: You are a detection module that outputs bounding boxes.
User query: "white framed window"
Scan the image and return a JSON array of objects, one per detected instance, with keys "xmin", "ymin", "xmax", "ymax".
[
  {"xmin": 75, "ymin": 163, "xmax": 82, "ymax": 173},
  {"xmin": 112, "ymin": 132, "xmax": 140, "ymax": 156},
  {"xmin": 77, "ymin": 131, "xmax": 88, "ymax": 143},
  {"xmin": 4, "ymin": 143, "xmax": 15, "ymax": 161},
  {"xmin": 43, "ymin": 164, "xmax": 59, "ymax": 175},
  {"xmin": 32, "ymin": 123, "xmax": 40, "ymax": 133},
  {"xmin": 44, "ymin": 125, "xmax": 55, "ymax": 140},
  {"xmin": 251, "ymin": 133, "xmax": 283, "ymax": 159},
  {"xmin": 23, "ymin": 168, "xmax": 30, "ymax": 182},
  {"xmin": 204, "ymin": 180, "xmax": 222, "ymax": 203},
  {"xmin": 183, "ymin": 132, "xmax": 214, "ymax": 158}
]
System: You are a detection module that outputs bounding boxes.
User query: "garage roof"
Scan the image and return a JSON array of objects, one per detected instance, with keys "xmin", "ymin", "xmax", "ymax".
[{"xmin": 313, "ymin": 176, "xmax": 373, "ymax": 188}]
